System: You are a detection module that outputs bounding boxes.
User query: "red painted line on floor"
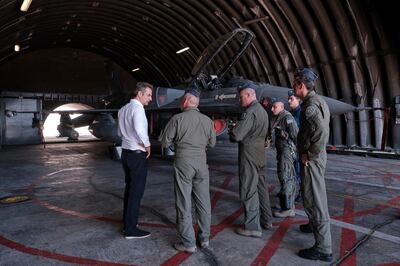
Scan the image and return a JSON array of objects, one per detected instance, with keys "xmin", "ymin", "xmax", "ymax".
[
  {"xmin": 34, "ymin": 198, "xmax": 119, "ymax": 222},
  {"xmin": 333, "ymin": 195, "xmax": 400, "ymax": 221},
  {"xmin": 34, "ymin": 198, "xmax": 171, "ymax": 228},
  {"xmin": 392, "ymin": 173, "xmax": 400, "ymax": 182},
  {"xmin": 211, "ymin": 175, "xmax": 233, "ymax": 209},
  {"xmin": 340, "ymin": 196, "xmax": 357, "ymax": 266},
  {"xmin": 160, "ymin": 251, "xmax": 192, "ymax": 266},
  {"xmin": 211, "ymin": 207, "xmax": 244, "ymax": 234},
  {"xmin": 0, "ymin": 235, "xmax": 135, "ymax": 266},
  {"xmin": 383, "ymin": 173, "xmax": 400, "ymax": 198},
  {"xmin": 33, "ymin": 195, "xmax": 171, "ymax": 229},
  {"xmin": 251, "ymin": 219, "xmax": 293, "ymax": 266},
  {"xmin": 161, "ymin": 207, "xmax": 244, "ymax": 266}
]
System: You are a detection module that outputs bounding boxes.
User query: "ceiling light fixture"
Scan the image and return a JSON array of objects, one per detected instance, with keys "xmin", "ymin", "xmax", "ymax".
[
  {"xmin": 176, "ymin": 47, "xmax": 190, "ymax": 54},
  {"xmin": 14, "ymin": 44, "xmax": 20, "ymax": 52},
  {"xmin": 20, "ymin": 0, "xmax": 33, "ymax": 12},
  {"xmin": 131, "ymin": 68, "xmax": 140, "ymax": 72}
]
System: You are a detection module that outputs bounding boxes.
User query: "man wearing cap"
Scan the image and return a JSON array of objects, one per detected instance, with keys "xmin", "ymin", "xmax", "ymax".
[
  {"xmin": 288, "ymin": 90, "xmax": 302, "ymax": 201},
  {"xmin": 229, "ymin": 81, "xmax": 274, "ymax": 237},
  {"xmin": 270, "ymin": 97, "xmax": 298, "ymax": 218},
  {"xmin": 293, "ymin": 68, "xmax": 332, "ymax": 261},
  {"xmin": 159, "ymin": 87, "xmax": 216, "ymax": 253}
]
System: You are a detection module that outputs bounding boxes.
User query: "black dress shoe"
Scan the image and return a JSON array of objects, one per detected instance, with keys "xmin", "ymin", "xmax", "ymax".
[
  {"xmin": 299, "ymin": 223, "xmax": 313, "ymax": 233},
  {"xmin": 124, "ymin": 228, "xmax": 151, "ymax": 239},
  {"xmin": 298, "ymin": 247, "xmax": 332, "ymax": 262}
]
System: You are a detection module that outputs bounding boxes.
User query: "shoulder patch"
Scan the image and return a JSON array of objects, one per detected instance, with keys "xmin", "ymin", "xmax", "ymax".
[
  {"xmin": 287, "ymin": 118, "xmax": 293, "ymax": 124},
  {"xmin": 305, "ymin": 105, "xmax": 318, "ymax": 118},
  {"xmin": 240, "ymin": 112, "xmax": 247, "ymax": 120}
]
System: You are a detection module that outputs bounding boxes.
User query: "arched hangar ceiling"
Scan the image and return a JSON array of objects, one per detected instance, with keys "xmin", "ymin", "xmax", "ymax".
[{"xmin": 0, "ymin": 0, "xmax": 399, "ymax": 149}]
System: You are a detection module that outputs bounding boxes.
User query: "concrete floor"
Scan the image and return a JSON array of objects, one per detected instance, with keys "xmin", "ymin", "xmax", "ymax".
[{"xmin": 0, "ymin": 142, "xmax": 399, "ymax": 266}]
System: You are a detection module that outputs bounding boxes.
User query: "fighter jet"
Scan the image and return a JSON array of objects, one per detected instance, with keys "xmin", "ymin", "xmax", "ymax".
[
  {"xmin": 36, "ymin": 28, "xmax": 356, "ymax": 142},
  {"xmin": 147, "ymin": 28, "xmax": 355, "ymax": 137}
]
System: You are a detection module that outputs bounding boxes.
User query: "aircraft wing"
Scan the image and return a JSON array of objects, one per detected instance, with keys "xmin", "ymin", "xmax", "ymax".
[
  {"xmin": 149, "ymin": 81, "xmax": 355, "ymax": 117},
  {"xmin": 254, "ymin": 83, "xmax": 356, "ymax": 115},
  {"xmin": 49, "ymin": 109, "xmax": 119, "ymax": 115}
]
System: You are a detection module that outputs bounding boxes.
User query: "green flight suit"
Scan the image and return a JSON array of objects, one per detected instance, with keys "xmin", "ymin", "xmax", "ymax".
[
  {"xmin": 158, "ymin": 107, "xmax": 216, "ymax": 247},
  {"xmin": 230, "ymin": 100, "xmax": 272, "ymax": 231},
  {"xmin": 272, "ymin": 110, "xmax": 298, "ymax": 210},
  {"xmin": 297, "ymin": 90, "xmax": 332, "ymax": 254}
]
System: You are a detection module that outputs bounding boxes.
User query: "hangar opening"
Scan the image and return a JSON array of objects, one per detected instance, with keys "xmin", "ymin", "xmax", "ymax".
[{"xmin": 43, "ymin": 103, "xmax": 96, "ymax": 142}]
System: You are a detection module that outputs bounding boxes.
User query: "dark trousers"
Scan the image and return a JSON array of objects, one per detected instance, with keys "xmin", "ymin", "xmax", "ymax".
[{"xmin": 121, "ymin": 149, "xmax": 148, "ymax": 234}]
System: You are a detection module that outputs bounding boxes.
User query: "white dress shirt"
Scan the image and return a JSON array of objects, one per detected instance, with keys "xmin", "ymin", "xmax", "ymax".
[{"xmin": 118, "ymin": 99, "xmax": 150, "ymax": 151}]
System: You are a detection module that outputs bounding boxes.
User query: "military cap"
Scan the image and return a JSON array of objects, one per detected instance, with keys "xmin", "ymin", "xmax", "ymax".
[
  {"xmin": 237, "ymin": 80, "xmax": 258, "ymax": 92},
  {"xmin": 185, "ymin": 87, "xmax": 201, "ymax": 97},
  {"xmin": 270, "ymin": 97, "xmax": 285, "ymax": 104},
  {"xmin": 288, "ymin": 90, "xmax": 295, "ymax": 97},
  {"xmin": 294, "ymin": 68, "xmax": 318, "ymax": 81}
]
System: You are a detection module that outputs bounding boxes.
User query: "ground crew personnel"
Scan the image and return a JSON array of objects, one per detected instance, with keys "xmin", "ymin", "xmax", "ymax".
[
  {"xmin": 293, "ymin": 68, "xmax": 333, "ymax": 262},
  {"xmin": 158, "ymin": 88, "xmax": 216, "ymax": 253},
  {"xmin": 229, "ymin": 81, "xmax": 274, "ymax": 238},
  {"xmin": 288, "ymin": 90, "xmax": 302, "ymax": 201},
  {"xmin": 270, "ymin": 97, "xmax": 298, "ymax": 218}
]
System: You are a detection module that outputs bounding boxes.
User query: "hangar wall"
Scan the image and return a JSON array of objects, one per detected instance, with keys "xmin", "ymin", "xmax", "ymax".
[{"xmin": 0, "ymin": 95, "xmax": 42, "ymax": 145}]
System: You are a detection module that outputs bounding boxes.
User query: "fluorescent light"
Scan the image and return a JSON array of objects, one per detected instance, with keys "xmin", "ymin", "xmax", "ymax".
[
  {"xmin": 131, "ymin": 68, "xmax": 140, "ymax": 72},
  {"xmin": 20, "ymin": 0, "xmax": 33, "ymax": 12},
  {"xmin": 176, "ymin": 47, "xmax": 190, "ymax": 54},
  {"xmin": 14, "ymin": 45, "xmax": 20, "ymax": 52}
]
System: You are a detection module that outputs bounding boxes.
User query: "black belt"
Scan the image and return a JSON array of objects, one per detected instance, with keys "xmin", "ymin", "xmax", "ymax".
[{"xmin": 123, "ymin": 149, "xmax": 146, "ymax": 154}]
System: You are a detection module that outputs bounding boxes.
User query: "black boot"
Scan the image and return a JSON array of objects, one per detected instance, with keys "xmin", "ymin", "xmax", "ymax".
[
  {"xmin": 299, "ymin": 223, "xmax": 313, "ymax": 233},
  {"xmin": 279, "ymin": 193, "xmax": 292, "ymax": 210},
  {"xmin": 295, "ymin": 192, "xmax": 302, "ymax": 203},
  {"xmin": 298, "ymin": 246, "xmax": 332, "ymax": 262}
]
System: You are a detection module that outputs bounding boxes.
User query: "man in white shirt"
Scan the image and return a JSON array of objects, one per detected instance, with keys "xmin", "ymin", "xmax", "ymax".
[{"xmin": 118, "ymin": 82, "xmax": 153, "ymax": 239}]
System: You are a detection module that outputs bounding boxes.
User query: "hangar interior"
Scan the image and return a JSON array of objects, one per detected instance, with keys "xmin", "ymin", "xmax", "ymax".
[
  {"xmin": 0, "ymin": 1, "xmax": 399, "ymax": 266},
  {"xmin": 0, "ymin": 0, "xmax": 399, "ymax": 150}
]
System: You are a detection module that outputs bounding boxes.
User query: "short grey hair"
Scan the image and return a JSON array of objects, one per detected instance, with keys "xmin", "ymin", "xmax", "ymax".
[
  {"xmin": 183, "ymin": 93, "xmax": 199, "ymax": 107},
  {"xmin": 133, "ymin": 82, "xmax": 153, "ymax": 97}
]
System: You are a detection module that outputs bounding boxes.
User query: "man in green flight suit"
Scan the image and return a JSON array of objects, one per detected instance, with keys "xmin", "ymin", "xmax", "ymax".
[
  {"xmin": 270, "ymin": 97, "xmax": 298, "ymax": 218},
  {"xmin": 293, "ymin": 68, "xmax": 333, "ymax": 262},
  {"xmin": 159, "ymin": 88, "xmax": 216, "ymax": 253},
  {"xmin": 229, "ymin": 81, "xmax": 274, "ymax": 238}
]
